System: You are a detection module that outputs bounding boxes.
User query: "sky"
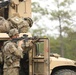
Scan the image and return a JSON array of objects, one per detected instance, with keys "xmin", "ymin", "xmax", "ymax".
[{"xmin": 31, "ymin": 0, "xmax": 76, "ymax": 37}]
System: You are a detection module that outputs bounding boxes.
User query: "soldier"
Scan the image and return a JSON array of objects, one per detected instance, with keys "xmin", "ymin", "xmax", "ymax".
[{"xmin": 2, "ymin": 28, "xmax": 23, "ymax": 75}]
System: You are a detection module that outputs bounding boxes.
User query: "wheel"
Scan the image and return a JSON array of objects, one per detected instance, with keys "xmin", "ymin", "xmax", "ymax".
[{"xmin": 53, "ymin": 69, "xmax": 76, "ymax": 75}]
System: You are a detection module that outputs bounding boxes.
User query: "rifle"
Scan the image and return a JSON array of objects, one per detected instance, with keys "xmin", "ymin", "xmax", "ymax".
[{"xmin": 12, "ymin": 34, "xmax": 38, "ymax": 43}]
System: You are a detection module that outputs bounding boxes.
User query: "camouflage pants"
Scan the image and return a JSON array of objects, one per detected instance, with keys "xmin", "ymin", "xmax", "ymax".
[{"xmin": 3, "ymin": 68, "xmax": 19, "ymax": 75}]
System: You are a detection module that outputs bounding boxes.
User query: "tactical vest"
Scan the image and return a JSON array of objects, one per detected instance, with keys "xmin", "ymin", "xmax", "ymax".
[{"xmin": 2, "ymin": 41, "xmax": 21, "ymax": 68}]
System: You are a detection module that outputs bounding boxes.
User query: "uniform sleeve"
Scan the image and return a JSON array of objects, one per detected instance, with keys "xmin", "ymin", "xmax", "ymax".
[{"xmin": 6, "ymin": 42, "xmax": 23, "ymax": 58}]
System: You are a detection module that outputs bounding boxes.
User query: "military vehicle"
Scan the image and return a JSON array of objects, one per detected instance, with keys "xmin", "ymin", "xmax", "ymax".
[{"xmin": 0, "ymin": 0, "xmax": 76, "ymax": 75}]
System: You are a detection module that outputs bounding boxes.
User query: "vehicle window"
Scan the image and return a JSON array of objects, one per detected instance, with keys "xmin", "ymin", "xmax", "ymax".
[{"xmin": 36, "ymin": 42, "xmax": 44, "ymax": 55}]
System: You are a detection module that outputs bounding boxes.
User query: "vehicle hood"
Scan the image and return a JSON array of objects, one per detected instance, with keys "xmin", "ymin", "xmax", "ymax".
[{"xmin": 50, "ymin": 55, "xmax": 76, "ymax": 69}]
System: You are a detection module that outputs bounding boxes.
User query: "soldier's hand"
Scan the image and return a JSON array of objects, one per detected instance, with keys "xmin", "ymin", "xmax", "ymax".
[
  {"xmin": 32, "ymin": 38, "xmax": 39, "ymax": 43},
  {"xmin": 18, "ymin": 40, "xmax": 24, "ymax": 47}
]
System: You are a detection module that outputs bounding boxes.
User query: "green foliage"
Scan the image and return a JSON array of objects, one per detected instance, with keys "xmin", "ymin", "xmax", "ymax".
[
  {"xmin": 53, "ymin": 0, "xmax": 74, "ymax": 7},
  {"xmin": 31, "ymin": 25, "xmax": 49, "ymax": 37},
  {"xmin": 50, "ymin": 0, "xmax": 75, "ymax": 57},
  {"xmin": 63, "ymin": 33, "xmax": 76, "ymax": 60},
  {"xmin": 50, "ymin": 37, "xmax": 60, "ymax": 54},
  {"xmin": 32, "ymin": 2, "xmax": 48, "ymax": 15},
  {"xmin": 31, "ymin": 0, "xmax": 76, "ymax": 60},
  {"xmin": 50, "ymin": 0, "xmax": 75, "ymax": 26},
  {"xmin": 49, "ymin": 34, "xmax": 76, "ymax": 60}
]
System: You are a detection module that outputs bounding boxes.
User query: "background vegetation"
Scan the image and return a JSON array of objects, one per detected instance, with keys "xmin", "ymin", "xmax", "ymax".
[{"xmin": 31, "ymin": 0, "xmax": 76, "ymax": 60}]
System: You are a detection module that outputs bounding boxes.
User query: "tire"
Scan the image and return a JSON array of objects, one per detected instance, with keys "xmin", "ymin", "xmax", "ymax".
[{"xmin": 53, "ymin": 69, "xmax": 76, "ymax": 75}]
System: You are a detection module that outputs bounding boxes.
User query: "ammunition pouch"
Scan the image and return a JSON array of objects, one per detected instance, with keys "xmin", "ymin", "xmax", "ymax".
[
  {"xmin": 5, "ymin": 56, "xmax": 13, "ymax": 66},
  {"xmin": 11, "ymin": 55, "xmax": 20, "ymax": 62},
  {"xmin": 5, "ymin": 54, "xmax": 20, "ymax": 66}
]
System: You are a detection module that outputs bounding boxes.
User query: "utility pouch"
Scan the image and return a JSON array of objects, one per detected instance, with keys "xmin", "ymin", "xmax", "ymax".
[{"xmin": 5, "ymin": 56, "xmax": 13, "ymax": 66}]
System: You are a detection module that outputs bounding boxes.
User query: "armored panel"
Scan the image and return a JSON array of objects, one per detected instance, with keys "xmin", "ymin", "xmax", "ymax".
[
  {"xmin": 33, "ymin": 58, "xmax": 44, "ymax": 75},
  {"xmin": 9, "ymin": 0, "xmax": 31, "ymax": 18}
]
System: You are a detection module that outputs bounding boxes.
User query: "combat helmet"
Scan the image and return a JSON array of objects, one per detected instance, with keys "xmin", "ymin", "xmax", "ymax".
[
  {"xmin": 24, "ymin": 17, "xmax": 33, "ymax": 27},
  {"xmin": 8, "ymin": 28, "xmax": 19, "ymax": 37}
]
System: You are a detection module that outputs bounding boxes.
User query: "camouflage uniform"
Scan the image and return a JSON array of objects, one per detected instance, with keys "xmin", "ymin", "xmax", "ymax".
[
  {"xmin": 0, "ymin": 17, "xmax": 10, "ymax": 33},
  {"xmin": 3, "ymin": 41, "xmax": 23, "ymax": 75},
  {"xmin": 2, "ymin": 28, "xmax": 23, "ymax": 75},
  {"xmin": 8, "ymin": 16, "xmax": 33, "ymax": 33}
]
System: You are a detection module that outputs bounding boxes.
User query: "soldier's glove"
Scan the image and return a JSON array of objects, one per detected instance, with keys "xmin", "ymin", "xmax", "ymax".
[{"xmin": 31, "ymin": 36, "xmax": 39, "ymax": 44}]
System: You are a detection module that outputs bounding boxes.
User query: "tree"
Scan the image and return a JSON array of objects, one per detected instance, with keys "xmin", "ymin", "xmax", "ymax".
[
  {"xmin": 31, "ymin": 1, "xmax": 50, "ymax": 36},
  {"xmin": 64, "ymin": 28, "xmax": 76, "ymax": 60},
  {"xmin": 31, "ymin": 0, "xmax": 76, "ymax": 59},
  {"xmin": 50, "ymin": 0, "xmax": 75, "ymax": 56}
]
